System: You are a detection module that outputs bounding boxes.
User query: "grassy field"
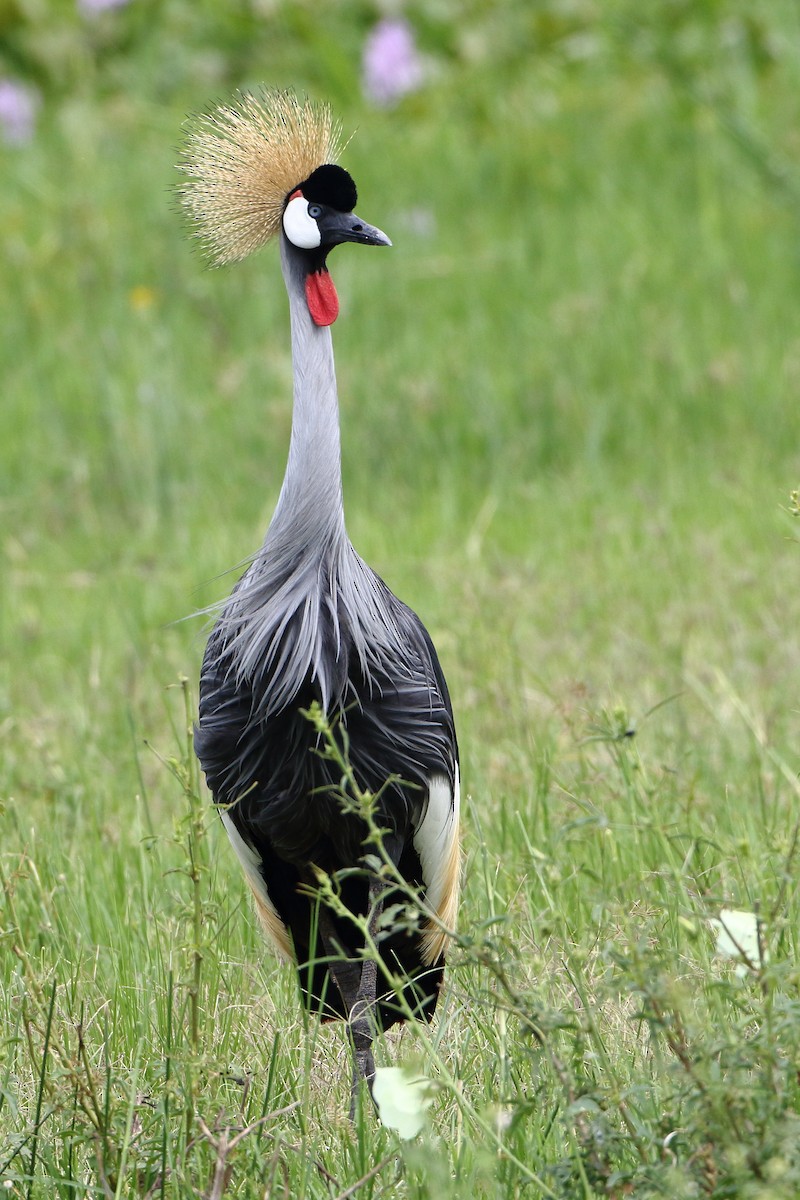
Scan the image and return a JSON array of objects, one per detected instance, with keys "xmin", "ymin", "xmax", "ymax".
[{"xmin": 3, "ymin": 4, "xmax": 800, "ymax": 1196}]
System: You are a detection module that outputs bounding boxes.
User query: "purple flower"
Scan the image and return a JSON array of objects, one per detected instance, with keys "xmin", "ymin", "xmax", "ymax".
[
  {"xmin": 78, "ymin": 0, "xmax": 130, "ymax": 14},
  {"xmin": 0, "ymin": 80, "xmax": 39, "ymax": 146},
  {"xmin": 362, "ymin": 17, "xmax": 424, "ymax": 108}
]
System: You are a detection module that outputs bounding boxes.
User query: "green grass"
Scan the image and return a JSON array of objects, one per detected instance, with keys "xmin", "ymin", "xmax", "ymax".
[{"xmin": 3, "ymin": 4, "xmax": 800, "ymax": 1195}]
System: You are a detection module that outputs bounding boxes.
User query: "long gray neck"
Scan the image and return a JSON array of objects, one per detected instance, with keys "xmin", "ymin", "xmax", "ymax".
[{"xmin": 267, "ymin": 235, "xmax": 346, "ymax": 551}]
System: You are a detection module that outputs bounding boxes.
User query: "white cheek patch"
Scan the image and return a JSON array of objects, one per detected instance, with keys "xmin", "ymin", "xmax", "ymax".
[{"xmin": 282, "ymin": 195, "xmax": 322, "ymax": 250}]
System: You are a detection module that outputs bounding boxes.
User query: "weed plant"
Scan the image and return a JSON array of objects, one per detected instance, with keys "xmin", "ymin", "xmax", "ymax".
[{"xmin": 4, "ymin": 686, "xmax": 800, "ymax": 1196}]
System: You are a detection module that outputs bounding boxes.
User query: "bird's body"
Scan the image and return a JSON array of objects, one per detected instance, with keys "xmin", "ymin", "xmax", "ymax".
[{"xmin": 180, "ymin": 91, "xmax": 459, "ymax": 1110}]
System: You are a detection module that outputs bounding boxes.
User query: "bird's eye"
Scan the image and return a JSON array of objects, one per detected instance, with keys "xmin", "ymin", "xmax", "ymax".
[{"xmin": 307, "ymin": 204, "xmax": 322, "ymax": 219}]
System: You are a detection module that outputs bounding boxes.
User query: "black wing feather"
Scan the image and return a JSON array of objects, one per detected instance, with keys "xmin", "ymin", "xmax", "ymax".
[{"xmin": 195, "ymin": 565, "xmax": 458, "ymax": 1027}]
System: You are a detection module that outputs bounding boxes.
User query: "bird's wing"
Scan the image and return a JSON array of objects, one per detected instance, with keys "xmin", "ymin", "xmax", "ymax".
[
  {"xmin": 340, "ymin": 597, "xmax": 460, "ymax": 965},
  {"xmin": 413, "ymin": 768, "xmax": 460, "ymax": 965},
  {"xmin": 219, "ymin": 810, "xmax": 294, "ymax": 959},
  {"xmin": 194, "ymin": 567, "xmax": 460, "ymax": 964}
]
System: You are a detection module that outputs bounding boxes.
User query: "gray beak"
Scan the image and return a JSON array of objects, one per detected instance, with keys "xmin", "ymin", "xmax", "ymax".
[{"xmin": 319, "ymin": 210, "xmax": 392, "ymax": 248}]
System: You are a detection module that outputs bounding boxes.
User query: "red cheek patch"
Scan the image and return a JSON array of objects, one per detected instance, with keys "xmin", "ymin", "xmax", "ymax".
[{"xmin": 305, "ymin": 270, "xmax": 339, "ymax": 326}]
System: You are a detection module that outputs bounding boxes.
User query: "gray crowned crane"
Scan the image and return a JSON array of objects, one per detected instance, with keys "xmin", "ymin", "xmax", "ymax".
[{"xmin": 178, "ymin": 90, "xmax": 460, "ymax": 1116}]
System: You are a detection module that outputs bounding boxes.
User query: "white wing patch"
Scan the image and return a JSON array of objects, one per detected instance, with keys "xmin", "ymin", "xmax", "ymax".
[
  {"xmin": 413, "ymin": 768, "xmax": 461, "ymax": 965},
  {"xmin": 221, "ymin": 812, "xmax": 293, "ymax": 960}
]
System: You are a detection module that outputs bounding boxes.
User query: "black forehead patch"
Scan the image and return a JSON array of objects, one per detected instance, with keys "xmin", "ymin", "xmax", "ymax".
[{"xmin": 298, "ymin": 164, "xmax": 358, "ymax": 213}]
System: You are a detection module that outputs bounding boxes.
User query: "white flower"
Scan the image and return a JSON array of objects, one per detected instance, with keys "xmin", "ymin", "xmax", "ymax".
[
  {"xmin": 710, "ymin": 909, "xmax": 766, "ymax": 976},
  {"xmin": 372, "ymin": 1067, "xmax": 433, "ymax": 1139}
]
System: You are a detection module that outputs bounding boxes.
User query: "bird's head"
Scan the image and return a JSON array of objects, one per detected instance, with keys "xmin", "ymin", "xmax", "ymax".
[
  {"xmin": 177, "ymin": 90, "xmax": 391, "ymax": 327},
  {"xmin": 281, "ymin": 163, "xmax": 390, "ymax": 325}
]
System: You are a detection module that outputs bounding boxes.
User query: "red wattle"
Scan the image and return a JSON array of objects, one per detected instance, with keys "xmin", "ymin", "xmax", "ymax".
[{"xmin": 305, "ymin": 270, "xmax": 339, "ymax": 326}]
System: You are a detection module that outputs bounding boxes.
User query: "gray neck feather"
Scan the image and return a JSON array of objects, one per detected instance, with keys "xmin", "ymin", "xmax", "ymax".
[
  {"xmin": 269, "ymin": 236, "xmax": 346, "ymax": 546},
  {"xmin": 215, "ymin": 235, "xmax": 408, "ymax": 717}
]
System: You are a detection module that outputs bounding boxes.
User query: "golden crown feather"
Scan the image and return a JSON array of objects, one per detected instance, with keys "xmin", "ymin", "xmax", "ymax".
[{"xmin": 177, "ymin": 89, "xmax": 344, "ymax": 266}]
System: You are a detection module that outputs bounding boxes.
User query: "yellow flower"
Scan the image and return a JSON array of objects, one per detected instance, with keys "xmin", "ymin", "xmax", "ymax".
[{"xmin": 129, "ymin": 285, "xmax": 157, "ymax": 312}]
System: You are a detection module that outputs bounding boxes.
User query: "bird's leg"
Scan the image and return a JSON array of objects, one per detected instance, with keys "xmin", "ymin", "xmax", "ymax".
[
  {"xmin": 317, "ymin": 905, "xmax": 361, "ymax": 1018},
  {"xmin": 347, "ymin": 875, "xmax": 384, "ymax": 1120},
  {"xmin": 316, "ymin": 878, "xmax": 384, "ymax": 1121},
  {"xmin": 348, "ymin": 957, "xmax": 377, "ymax": 1116}
]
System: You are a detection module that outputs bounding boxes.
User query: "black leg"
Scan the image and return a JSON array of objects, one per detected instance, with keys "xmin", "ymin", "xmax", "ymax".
[
  {"xmin": 317, "ymin": 905, "xmax": 360, "ymax": 1015},
  {"xmin": 317, "ymin": 879, "xmax": 384, "ymax": 1121},
  {"xmin": 347, "ymin": 877, "xmax": 384, "ymax": 1119},
  {"xmin": 347, "ymin": 957, "xmax": 377, "ymax": 1119}
]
